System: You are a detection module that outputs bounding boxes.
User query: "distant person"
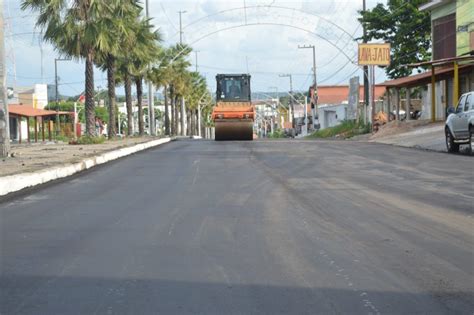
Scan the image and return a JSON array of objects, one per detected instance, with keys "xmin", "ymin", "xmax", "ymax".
[{"xmin": 228, "ymin": 81, "xmax": 241, "ymax": 98}]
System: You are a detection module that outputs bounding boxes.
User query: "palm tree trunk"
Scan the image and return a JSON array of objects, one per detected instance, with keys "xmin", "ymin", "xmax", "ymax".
[
  {"xmin": 195, "ymin": 109, "xmax": 199, "ymax": 136},
  {"xmin": 106, "ymin": 54, "xmax": 117, "ymax": 138},
  {"xmin": 174, "ymin": 96, "xmax": 179, "ymax": 135},
  {"xmin": 180, "ymin": 97, "xmax": 185, "ymax": 136},
  {"xmin": 170, "ymin": 98, "xmax": 176, "ymax": 136},
  {"xmin": 170, "ymin": 85, "xmax": 175, "ymax": 135},
  {"xmin": 125, "ymin": 73, "xmax": 133, "ymax": 136},
  {"xmin": 188, "ymin": 109, "xmax": 193, "ymax": 136},
  {"xmin": 164, "ymin": 84, "xmax": 170, "ymax": 135},
  {"xmin": 85, "ymin": 51, "xmax": 95, "ymax": 136},
  {"xmin": 135, "ymin": 77, "xmax": 144, "ymax": 135}
]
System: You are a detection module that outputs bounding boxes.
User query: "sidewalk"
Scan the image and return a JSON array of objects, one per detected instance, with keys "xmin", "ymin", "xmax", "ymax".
[
  {"xmin": 368, "ymin": 121, "xmax": 472, "ymax": 154},
  {"xmin": 0, "ymin": 137, "xmax": 172, "ymax": 196}
]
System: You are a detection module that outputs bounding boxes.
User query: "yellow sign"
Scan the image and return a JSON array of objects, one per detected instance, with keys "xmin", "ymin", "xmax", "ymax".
[{"xmin": 358, "ymin": 43, "xmax": 391, "ymax": 66}]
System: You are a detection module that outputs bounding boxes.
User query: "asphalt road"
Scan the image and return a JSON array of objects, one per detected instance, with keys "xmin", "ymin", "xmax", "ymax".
[{"xmin": 1, "ymin": 139, "xmax": 473, "ymax": 314}]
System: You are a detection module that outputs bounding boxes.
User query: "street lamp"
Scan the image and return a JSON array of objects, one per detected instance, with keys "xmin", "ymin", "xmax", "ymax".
[{"xmin": 54, "ymin": 58, "xmax": 71, "ymax": 137}]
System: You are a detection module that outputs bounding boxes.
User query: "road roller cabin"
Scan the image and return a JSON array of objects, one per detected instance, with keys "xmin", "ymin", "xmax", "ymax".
[{"xmin": 212, "ymin": 74, "xmax": 255, "ymax": 140}]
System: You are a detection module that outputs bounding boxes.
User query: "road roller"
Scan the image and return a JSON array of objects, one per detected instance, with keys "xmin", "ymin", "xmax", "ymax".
[{"xmin": 212, "ymin": 74, "xmax": 255, "ymax": 141}]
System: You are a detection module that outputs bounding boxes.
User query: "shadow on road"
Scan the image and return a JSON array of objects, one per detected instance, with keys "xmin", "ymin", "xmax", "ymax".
[{"xmin": 1, "ymin": 275, "xmax": 473, "ymax": 314}]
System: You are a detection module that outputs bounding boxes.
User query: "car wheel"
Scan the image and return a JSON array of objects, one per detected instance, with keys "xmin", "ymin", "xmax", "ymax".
[{"xmin": 445, "ymin": 128, "xmax": 459, "ymax": 153}]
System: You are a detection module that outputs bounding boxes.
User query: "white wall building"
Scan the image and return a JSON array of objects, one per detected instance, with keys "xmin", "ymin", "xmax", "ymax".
[{"xmin": 317, "ymin": 103, "xmax": 348, "ymax": 130}]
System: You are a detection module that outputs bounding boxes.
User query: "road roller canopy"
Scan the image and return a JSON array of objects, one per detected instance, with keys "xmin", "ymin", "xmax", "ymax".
[{"xmin": 216, "ymin": 74, "xmax": 251, "ymax": 102}]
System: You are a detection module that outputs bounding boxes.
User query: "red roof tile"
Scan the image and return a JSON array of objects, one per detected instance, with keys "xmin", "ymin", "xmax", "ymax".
[
  {"xmin": 314, "ymin": 85, "xmax": 386, "ymax": 104},
  {"xmin": 9, "ymin": 104, "xmax": 72, "ymax": 117}
]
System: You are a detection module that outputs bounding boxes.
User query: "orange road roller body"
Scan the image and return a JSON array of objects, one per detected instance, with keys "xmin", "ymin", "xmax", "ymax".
[{"xmin": 212, "ymin": 74, "xmax": 255, "ymax": 141}]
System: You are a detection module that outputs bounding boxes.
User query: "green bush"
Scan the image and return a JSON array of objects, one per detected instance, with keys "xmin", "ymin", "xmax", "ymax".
[
  {"xmin": 268, "ymin": 129, "xmax": 286, "ymax": 138},
  {"xmin": 306, "ymin": 120, "xmax": 371, "ymax": 139},
  {"xmin": 45, "ymin": 102, "xmax": 108, "ymax": 124}
]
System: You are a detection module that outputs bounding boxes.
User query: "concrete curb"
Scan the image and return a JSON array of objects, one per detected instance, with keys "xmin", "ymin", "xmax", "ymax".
[{"xmin": 0, "ymin": 137, "xmax": 171, "ymax": 197}]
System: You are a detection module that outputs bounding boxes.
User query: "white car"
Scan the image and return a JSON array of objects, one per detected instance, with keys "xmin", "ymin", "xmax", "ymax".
[{"xmin": 445, "ymin": 91, "xmax": 474, "ymax": 153}]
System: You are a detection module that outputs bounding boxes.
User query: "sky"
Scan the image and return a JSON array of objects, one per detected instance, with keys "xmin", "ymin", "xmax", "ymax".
[{"xmin": 5, "ymin": 0, "xmax": 388, "ymax": 97}]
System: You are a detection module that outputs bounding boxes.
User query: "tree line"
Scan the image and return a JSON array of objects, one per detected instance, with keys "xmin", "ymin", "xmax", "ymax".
[{"xmin": 21, "ymin": 0, "xmax": 211, "ymax": 138}]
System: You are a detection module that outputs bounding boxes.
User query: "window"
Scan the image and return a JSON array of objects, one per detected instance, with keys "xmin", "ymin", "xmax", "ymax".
[
  {"xmin": 465, "ymin": 94, "xmax": 474, "ymax": 111},
  {"xmin": 216, "ymin": 75, "xmax": 251, "ymax": 102},
  {"xmin": 433, "ymin": 14, "xmax": 456, "ymax": 60},
  {"xmin": 225, "ymin": 79, "xmax": 242, "ymax": 99},
  {"xmin": 464, "ymin": 94, "xmax": 473, "ymax": 112},
  {"xmin": 456, "ymin": 95, "xmax": 466, "ymax": 113}
]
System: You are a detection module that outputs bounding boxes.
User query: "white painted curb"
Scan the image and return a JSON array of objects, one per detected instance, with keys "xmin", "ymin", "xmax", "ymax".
[{"xmin": 0, "ymin": 138, "xmax": 171, "ymax": 197}]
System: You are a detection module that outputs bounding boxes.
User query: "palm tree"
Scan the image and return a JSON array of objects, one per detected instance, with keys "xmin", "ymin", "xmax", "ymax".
[
  {"xmin": 115, "ymin": 15, "xmax": 160, "ymax": 136},
  {"xmin": 148, "ymin": 48, "xmax": 173, "ymax": 135},
  {"xmin": 186, "ymin": 72, "xmax": 209, "ymax": 136},
  {"xmin": 95, "ymin": 0, "xmax": 141, "ymax": 138},
  {"xmin": 22, "ymin": 0, "xmax": 115, "ymax": 136},
  {"xmin": 116, "ymin": 61, "xmax": 134, "ymax": 136},
  {"xmin": 129, "ymin": 19, "xmax": 161, "ymax": 136},
  {"xmin": 166, "ymin": 44, "xmax": 192, "ymax": 136}
]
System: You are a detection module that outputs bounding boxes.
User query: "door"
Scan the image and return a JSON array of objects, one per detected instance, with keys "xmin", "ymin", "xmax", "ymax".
[
  {"xmin": 452, "ymin": 95, "xmax": 466, "ymax": 136},
  {"xmin": 458, "ymin": 94, "xmax": 473, "ymax": 138}
]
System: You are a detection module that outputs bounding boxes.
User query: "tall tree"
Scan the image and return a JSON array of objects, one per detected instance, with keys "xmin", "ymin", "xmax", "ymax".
[
  {"xmin": 95, "ymin": 0, "xmax": 141, "ymax": 138},
  {"xmin": 115, "ymin": 16, "xmax": 160, "ymax": 136},
  {"xmin": 185, "ymin": 71, "xmax": 208, "ymax": 136},
  {"xmin": 167, "ymin": 44, "xmax": 192, "ymax": 136},
  {"xmin": 22, "ymin": 0, "xmax": 115, "ymax": 136},
  {"xmin": 359, "ymin": 0, "xmax": 431, "ymax": 79},
  {"xmin": 148, "ymin": 48, "xmax": 173, "ymax": 135},
  {"xmin": 129, "ymin": 18, "xmax": 161, "ymax": 136}
]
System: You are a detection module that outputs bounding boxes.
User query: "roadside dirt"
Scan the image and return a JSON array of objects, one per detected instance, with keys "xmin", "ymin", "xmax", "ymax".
[
  {"xmin": 0, "ymin": 137, "xmax": 161, "ymax": 177},
  {"xmin": 370, "ymin": 120, "xmax": 436, "ymax": 139}
]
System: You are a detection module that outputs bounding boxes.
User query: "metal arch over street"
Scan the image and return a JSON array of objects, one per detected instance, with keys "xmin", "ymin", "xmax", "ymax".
[
  {"xmin": 168, "ymin": 22, "xmax": 358, "ymax": 69},
  {"xmin": 180, "ymin": 5, "xmax": 357, "ymax": 42}
]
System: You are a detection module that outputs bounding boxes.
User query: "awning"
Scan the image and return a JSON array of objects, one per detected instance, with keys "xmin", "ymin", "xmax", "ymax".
[
  {"xmin": 9, "ymin": 104, "xmax": 72, "ymax": 118},
  {"xmin": 382, "ymin": 64, "xmax": 473, "ymax": 89}
]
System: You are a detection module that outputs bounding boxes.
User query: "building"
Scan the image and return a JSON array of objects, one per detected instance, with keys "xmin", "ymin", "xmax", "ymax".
[
  {"xmin": 311, "ymin": 85, "xmax": 386, "ymax": 105},
  {"xmin": 420, "ymin": 0, "xmax": 473, "ymax": 58},
  {"xmin": 9, "ymin": 84, "xmax": 49, "ymax": 109},
  {"xmin": 307, "ymin": 84, "xmax": 387, "ymax": 129},
  {"xmin": 384, "ymin": 0, "xmax": 474, "ymax": 122},
  {"xmin": 317, "ymin": 103, "xmax": 348, "ymax": 130},
  {"xmin": 420, "ymin": 0, "xmax": 474, "ymax": 112}
]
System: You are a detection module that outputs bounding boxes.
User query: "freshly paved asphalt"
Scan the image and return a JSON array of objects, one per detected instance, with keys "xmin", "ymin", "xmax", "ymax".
[{"xmin": 1, "ymin": 139, "xmax": 473, "ymax": 314}]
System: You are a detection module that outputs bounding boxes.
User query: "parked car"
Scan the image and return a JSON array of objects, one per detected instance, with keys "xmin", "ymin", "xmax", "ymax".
[{"xmin": 445, "ymin": 91, "xmax": 474, "ymax": 153}]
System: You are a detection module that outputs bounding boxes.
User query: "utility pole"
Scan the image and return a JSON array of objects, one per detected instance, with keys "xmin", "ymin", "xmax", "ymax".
[
  {"xmin": 298, "ymin": 44, "xmax": 317, "ymax": 130},
  {"xmin": 178, "ymin": 10, "xmax": 187, "ymax": 136},
  {"xmin": 178, "ymin": 10, "xmax": 187, "ymax": 45},
  {"xmin": 54, "ymin": 58, "xmax": 70, "ymax": 137},
  {"xmin": 0, "ymin": 2, "xmax": 10, "ymax": 157},
  {"xmin": 298, "ymin": 44, "xmax": 317, "ymax": 98},
  {"xmin": 198, "ymin": 102, "xmax": 201, "ymax": 137},
  {"xmin": 145, "ymin": 0, "xmax": 155, "ymax": 136},
  {"xmin": 362, "ymin": 0, "xmax": 369, "ymax": 124},
  {"xmin": 195, "ymin": 50, "xmax": 199, "ymax": 72},
  {"xmin": 304, "ymin": 95, "xmax": 308, "ymax": 136},
  {"xmin": 279, "ymin": 74, "xmax": 294, "ymax": 129}
]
